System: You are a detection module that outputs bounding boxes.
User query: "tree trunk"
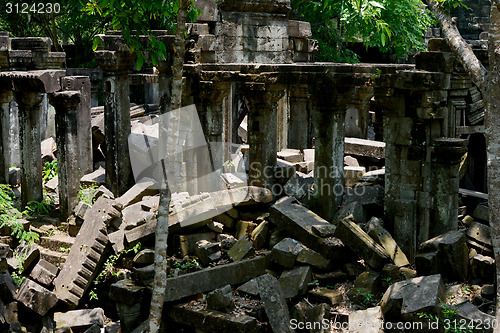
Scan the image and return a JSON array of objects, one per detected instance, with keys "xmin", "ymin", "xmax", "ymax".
[
  {"xmin": 486, "ymin": 1, "xmax": 500, "ymax": 330},
  {"xmin": 424, "ymin": 0, "xmax": 488, "ymax": 94},
  {"xmin": 148, "ymin": 1, "xmax": 188, "ymax": 332}
]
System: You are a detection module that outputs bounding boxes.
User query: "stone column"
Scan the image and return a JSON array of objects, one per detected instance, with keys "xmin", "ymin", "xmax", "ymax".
[
  {"xmin": 95, "ymin": 51, "xmax": 135, "ymax": 196},
  {"xmin": 345, "ymin": 86, "xmax": 374, "ymax": 139},
  {"xmin": 288, "ymin": 84, "xmax": 312, "ymax": 150},
  {"xmin": 430, "ymin": 138, "xmax": 467, "ymax": 237},
  {"xmin": 61, "ymin": 76, "xmax": 93, "ymax": 176},
  {"xmin": 49, "ymin": 91, "xmax": 81, "ymax": 220},
  {"xmin": 198, "ymin": 81, "xmax": 231, "ymax": 171},
  {"xmin": 243, "ymin": 82, "xmax": 285, "ymax": 190},
  {"xmin": 0, "ymin": 90, "xmax": 11, "ymax": 183},
  {"xmin": 309, "ymin": 84, "xmax": 354, "ymax": 221},
  {"xmin": 14, "ymin": 91, "xmax": 45, "ymax": 206}
]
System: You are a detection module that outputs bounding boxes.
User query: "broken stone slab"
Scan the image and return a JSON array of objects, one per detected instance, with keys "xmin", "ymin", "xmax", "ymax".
[
  {"xmin": 109, "ymin": 230, "xmax": 125, "ymax": 254},
  {"xmin": 307, "ymin": 288, "xmax": 343, "ymax": 306},
  {"xmin": 207, "ymin": 221, "xmax": 224, "ymax": 233},
  {"xmin": 381, "ymin": 274, "xmax": 446, "ymax": 322},
  {"xmin": 7, "ymin": 242, "xmax": 39, "ymax": 273},
  {"xmin": 334, "ymin": 217, "xmax": 389, "ymax": 270},
  {"xmin": 455, "ymin": 301, "xmax": 495, "ymax": 333},
  {"xmin": 165, "ymin": 303, "xmax": 262, "ymax": 333},
  {"xmin": 311, "ymin": 224, "xmax": 336, "ymax": 238},
  {"xmin": 74, "ymin": 201, "xmax": 91, "ymax": 220},
  {"xmin": 132, "ymin": 249, "xmax": 155, "ymax": 266},
  {"xmin": 470, "ymin": 253, "xmax": 495, "ymax": 283},
  {"xmin": 349, "ymin": 306, "xmax": 384, "ymax": 333},
  {"xmin": 416, "ymin": 230, "xmax": 468, "ymax": 282},
  {"xmin": 466, "ymin": 222, "xmax": 492, "ymax": 254},
  {"xmin": 236, "ymin": 278, "xmax": 259, "ymax": 297},
  {"xmin": 53, "ymin": 197, "xmax": 112, "ymax": 307},
  {"xmin": 255, "ymin": 273, "xmax": 293, "ymax": 333},
  {"xmin": 80, "ymin": 166, "xmax": 105, "ymax": 186},
  {"xmin": 343, "ymin": 185, "xmax": 384, "ymax": 207},
  {"xmin": 296, "ymin": 246, "xmax": 329, "ymax": 269},
  {"xmin": 283, "ymin": 171, "xmax": 314, "ymax": 200},
  {"xmin": 54, "ymin": 308, "xmax": 105, "ymax": 331},
  {"xmin": 473, "ymin": 204, "xmax": 489, "ymax": 222},
  {"xmin": 278, "ymin": 149, "xmax": 303, "ymax": 163},
  {"xmin": 122, "ymin": 209, "xmax": 155, "ymax": 230},
  {"xmin": 125, "ymin": 218, "xmax": 156, "ymax": 247},
  {"xmin": 206, "ymin": 285, "xmax": 235, "ymax": 313},
  {"xmin": 235, "ymin": 220, "xmax": 257, "ymax": 239},
  {"xmin": 95, "ymin": 185, "xmax": 115, "ymax": 200},
  {"xmin": 108, "ymin": 279, "xmax": 144, "ymax": 332},
  {"xmin": 345, "ymin": 138, "xmax": 385, "ymax": 159},
  {"xmin": 368, "ymin": 226, "xmax": 409, "ymax": 267},
  {"xmin": 163, "ymin": 256, "xmax": 268, "ymax": 302},
  {"xmin": 344, "ymin": 166, "xmax": 366, "ymax": 188},
  {"xmin": 269, "ymin": 197, "xmax": 347, "ymax": 262},
  {"xmin": 228, "ymin": 235, "xmax": 255, "ymax": 262},
  {"xmin": 271, "ymin": 237, "xmax": 303, "ymax": 268},
  {"xmin": 16, "ymin": 278, "xmax": 57, "ymax": 316},
  {"xmin": 178, "ymin": 232, "xmax": 217, "ymax": 255},
  {"xmin": 279, "ymin": 265, "xmax": 312, "ymax": 299},
  {"xmin": 0, "ymin": 70, "xmax": 65, "ymax": 93},
  {"xmin": 29, "ymin": 259, "xmax": 58, "ymax": 287},
  {"xmin": 115, "ymin": 178, "xmax": 158, "ymax": 209},
  {"xmin": 334, "ymin": 201, "xmax": 367, "ymax": 224}
]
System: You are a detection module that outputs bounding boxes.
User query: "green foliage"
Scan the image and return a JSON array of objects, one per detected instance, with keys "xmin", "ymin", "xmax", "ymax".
[
  {"xmin": 418, "ymin": 300, "xmax": 474, "ymax": 333},
  {"xmin": 59, "ymin": 247, "xmax": 71, "ymax": 253},
  {"xmin": 292, "ymin": 0, "xmax": 434, "ymax": 61},
  {"xmin": 77, "ymin": 184, "xmax": 98, "ymax": 205},
  {"xmin": 42, "ymin": 160, "xmax": 58, "ymax": 184},
  {"xmin": 89, "ymin": 242, "xmax": 142, "ymax": 300},
  {"xmin": 172, "ymin": 257, "xmax": 202, "ymax": 271},
  {"xmin": 25, "ymin": 199, "xmax": 53, "ymax": 217},
  {"xmin": 81, "ymin": 0, "xmax": 200, "ymax": 70},
  {"xmin": 11, "ymin": 270, "xmax": 25, "ymax": 286},
  {"xmin": 356, "ymin": 288, "xmax": 377, "ymax": 308}
]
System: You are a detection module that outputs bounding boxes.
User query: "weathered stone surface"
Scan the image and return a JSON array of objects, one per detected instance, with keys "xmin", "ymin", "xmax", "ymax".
[
  {"xmin": 16, "ymin": 279, "xmax": 57, "ymax": 316},
  {"xmin": 334, "ymin": 201, "xmax": 368, "ymax": 224},
  {"xmin": 368, "ymin": 226, "xmax": 409, "ymax": 267},
  {"xmin": 256, "ymin": 273, "xmax": 293, "ymax": 333},
  {"xmin": 29, "ymin": 259, "xmax": 58, "ymax": 287},
  {"xmin": 115, "ymin": 178, "xmax": 158, "ymax": 208},
  {"xmin": 290, "ymin": 302, "xmax": 330, "ymax": 333},
  {"xmin": 235, "ymin": 220, "xmax": 257, "ymax": 239},
  {"xmin": 108, "ymin": 230, "xmax": 125, "ymax": 254},
  {"xmin": 125, "ymin": 219, "xmax": 156, "ymax": 246},
  {"xmin": 207, "ymin": 221, "xmax": 224, "ymax": 233},
  {"xmin": 194, "ymin": 0, "xmax": 218, "ymax": 22},
  {"xmin": 164, "ymin": 256, "xmax": 268, "ymax": 302},
  {"xmin": 74, "ymin": 201, "xmax": 91, "ymax": 220},
  {"xmin": 165, "ymin": 303, "xmax": 261, "ymax": 333},
  {"xmin": 311, "ymin": 224, "xmax": 336, "ymax": 238},
  {"xmin": 41, "ymin": 136, "xmax": 56, "ymax": 164},
  {"xmin": 207, "ymin": 285, "xmax": 235, "ymax": 313},
  {"xmin": 472, "ymin": 203, "xmax": 489, "ymax": 222},
  {"xmin": 308, "ymin": 288, "xmax": 343, "ymax": 306},
  {"xmin": 416, "ymin": 230, "xmax": 469, "ymax": 282},
  {"xmin": 122, "ymin": 209, "xmax": 155, "ymax": 230},
  {"xmin": 237, "ymin": 278, "xmax": 259, "ymax": 297},
  {"xmin": 354, "ymin": 270, "xmax": 381, "ymax": 296},
  {"xmin": 343, "ymin": 185, "xmax": 384, "ymax": 207},
  {"xmin": 381, "ymin": 274, "xmax": 445, "ymax": 321},
  {"xmin": 80, "ymin": 167, "xmax": 105, "ymax": 186},
  {"xmin": 279, "ymin": 266, "xmax": 312, "ymax": 298},
  {"xmin": 334, "ymin": 217, "xmax": 389, "ymax": 270},
  {"xmin": 296, "ymin": 246, "xmax": 329, "ymax": 269},
  {"xmin": 349, "ymin": 306, "xmax": 384, "ymax": 333},
  {"xmin": 54, "ymin": 308, "xmax": 105, "ymax": 331},
  {"xmin": 178, "ymin": 232, "xmax": 217, "ymax": 256},
  {"xmin": 271, "ymin": 237, "xmax": 303, "ymax": 268},
  {"xmin": 53, "ymin": 198, "xmax": 111, "ymax": 307},
  {"xmin": 270, "ymin": 197, "xmax": 346, "ymax": 262},
  {"xmin": 228, "ymin": 235, "xmax": 255, "ymax": 262}
]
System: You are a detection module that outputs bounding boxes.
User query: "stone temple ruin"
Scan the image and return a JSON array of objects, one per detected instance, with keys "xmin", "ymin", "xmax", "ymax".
[{"xmin": 0, "ymin": 0, "xmax": 496, "ymax": 332}]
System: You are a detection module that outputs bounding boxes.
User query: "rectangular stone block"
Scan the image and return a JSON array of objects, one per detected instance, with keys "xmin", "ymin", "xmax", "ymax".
[
  {"xmin": 16, "ymin": 278, "xmax": 57, "ymax": 316},
  {"xmin": 288, "ymin": 20, "xmax": 312, "ymax": 38}
]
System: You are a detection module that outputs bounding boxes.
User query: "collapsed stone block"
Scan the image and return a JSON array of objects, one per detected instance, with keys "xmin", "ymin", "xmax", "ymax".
[
  {"xmin": 466, "ymin": 222, "xmax": 492, "ymax": 254},
  {"xmin": 271, "ymin": 238, "xmax": 303, "ymax": 268},
  {"xmin": 54, "ymin": 308, "xmax": 105, "ymax": 331},
  {"xmin": 109, "ymin": 279, "xmax": 144, "ymax": 333},
  {"xmin": 470, "ymin": 254, "xmax": 495, "ymax": 283},
  {"xmin": 381, "ymin": 274, "xmax": 445, "ymax": 322},
  {"xmin": 16, "ymin": 279, "xmax": 57, "ymax": 316},
  {"xmin": 334, "ymin": 217, "xmax": 389, "ymax": 270},
  {"xmin": 369, "ymin": 226, "xmax": 409, "ymax": 267},
  {"xmin": 251, "ymin": 220, "xmax": 269, "ymax": 249},
  {"xmin": 228, "ymin": 235, "xmax": 254, "ymax": 262},
  {"xmin": 132, "ymin": 249, "xmax": 155, "ymax": 266},
  {"xmin": 416, "ymin": 230, "xmax": 468, "ymax": 282},
  {"xmin": 283, "ymin": 171, "xmax": 314, "ymax": 200},
  {"xmin": 334, "ymin": 201, "xmax": 367, "ymax": 224},
  {"xmin": 115, "ymin": 178, "xmax": 158, "ymax": 208},
  {"xmin": 307, "ymin": 288, "xmax": 343, "ymax": 306},
  {"xmin": 256, "ymin": 273, "xmax": 293, "ymax": 333},
  {"xmin": 455, "ymin": 301, "xmax": 495, "ymax": 333},
  {"xmin": 53, "ymin": 198, "xmax": 111, "ymax": 307},
  {"xmin": 0, "ymin": 271, "xmax": 17, "ymax": 302},
  {"xmin": 29, "ymin": 259, "xmax": 58, "ymax": 287},
  {"xmin": 279, "ymin": 265, "xmax": 312, "ymax": 298},
  {"xmin": 296, "ymin": 246, "xmax": 330, "ymax": 269},
  {"xmin": 206, "ymin": 285, "xmax": 235, "ymax": 313},
  {"xmin": 290, "ymin": 302, "xmax": 330, "ymax": 333},
  {"xmin": 194, "ymin": 240, "xmax": 222, "ymax": 265},
  {"xmin": 235, "ymin": 220, "xmax": 257, "ymax": 239}
]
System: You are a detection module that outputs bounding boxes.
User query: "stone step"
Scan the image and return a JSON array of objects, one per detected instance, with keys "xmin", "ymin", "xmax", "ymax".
[
  {"xmin": 39, "ymin": 247, "xmax": 68, "ymax": 267},
  {"xmin": 38, "ymin": 234, "xmax": 75, "ymax": 252}
]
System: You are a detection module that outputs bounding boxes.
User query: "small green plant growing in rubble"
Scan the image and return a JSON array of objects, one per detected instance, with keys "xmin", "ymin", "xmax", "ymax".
[
  {"xmin": 25, "ymin": 200, "xmax": 53, "ymax": 216},
  {"xmin": 89, "ymin": 243, "xmax": 142, "ymax": 301},
  {"xmin": 356, "ymin": 289, "xmax": 376, "ymax": 308},
  {"xmin": 59, "ymin": 247, "xmax": 70, "ymax": 253},
  {"xmin": 418, "ymin": 300, "xmax": 473, "ymax": 333},
  {"xmin": 78, "ymin": 184, "xmax": 98, "ymax": 205},
  {"xmin": 42, "ymin": 160, "xmax": 58, "ymax": 183},
  {"xmin": 172, "ymin": 257, "xmax": 202, "ymax": 271}
]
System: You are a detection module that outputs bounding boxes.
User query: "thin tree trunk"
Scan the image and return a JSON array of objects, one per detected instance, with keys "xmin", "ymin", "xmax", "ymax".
[
  {"xmin": 486, "ymin": 1, "xmax": 500, "ymax": 330},
  {"xmin": 424, "ymin": 0, "xmax": 488, "ymax": 94},
  {"xmin": 148, "ymin": 1, "xmax": 188, "ymax": 332}
]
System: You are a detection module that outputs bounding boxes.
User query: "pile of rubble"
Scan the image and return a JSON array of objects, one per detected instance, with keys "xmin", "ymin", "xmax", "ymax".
[{"xmin": 0, "ymin": 150, "xmax": 497, "ymax": 333}]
